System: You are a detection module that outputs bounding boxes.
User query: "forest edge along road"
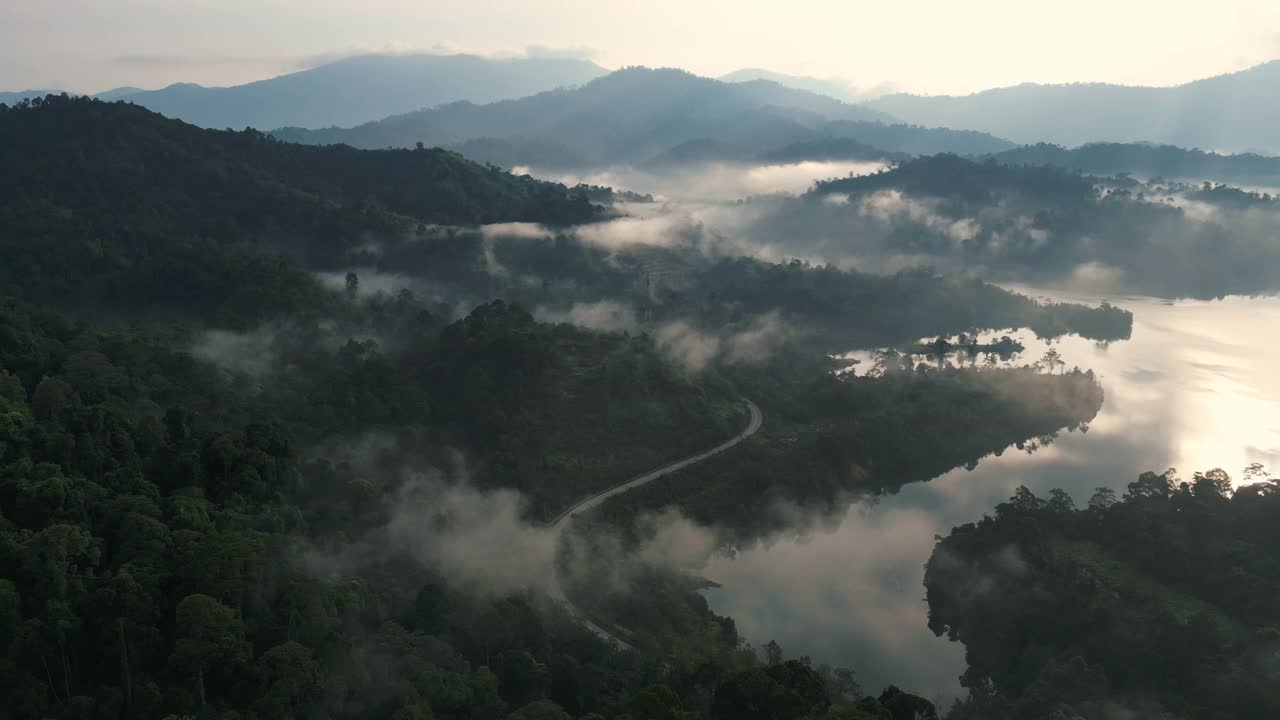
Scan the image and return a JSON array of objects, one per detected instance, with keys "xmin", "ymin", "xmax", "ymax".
[{"xmin": 547, "ymin": 398, "xmax": 764, "ymax": 649}]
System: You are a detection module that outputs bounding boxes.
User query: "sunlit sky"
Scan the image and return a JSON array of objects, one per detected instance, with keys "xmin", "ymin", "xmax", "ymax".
[{"xmin": 3, "ymin": 1, "xmax": 1279, "ymax": 95}]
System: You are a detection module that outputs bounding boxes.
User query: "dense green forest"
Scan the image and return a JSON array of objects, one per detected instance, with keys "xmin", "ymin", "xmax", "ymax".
[
  {"xmin": 1, "ymin": 289, "xmax": 1015, "ymax": 718},
  {"xmin": 0, "ymin": 95, "xmax": 1156, "ymax": 720},
  {"xmin": 2, "ymin": 295, "xmax": 959, "ymax": 720},
  {"xmin": 926, "ymin": 470, "xmax": 1280, "ymax": 719}
]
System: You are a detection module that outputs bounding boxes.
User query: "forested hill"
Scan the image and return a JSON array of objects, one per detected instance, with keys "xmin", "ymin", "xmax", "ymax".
[
  {"xmin": 927, "ymin": 470, "xmax": 1280, "ymax": 719},
  {"xmin": 0, "ymin": 94, "xmax": 599, "ymax": 228},
  {"xmin": 0, "ymin": 94, "xmax": 599, "ymax": 319}
]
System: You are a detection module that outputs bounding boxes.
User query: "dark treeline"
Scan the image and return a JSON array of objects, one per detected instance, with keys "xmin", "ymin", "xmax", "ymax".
[{"xmin": 926, "ymin": 469, "xmax": 1280, "ymax": 719}]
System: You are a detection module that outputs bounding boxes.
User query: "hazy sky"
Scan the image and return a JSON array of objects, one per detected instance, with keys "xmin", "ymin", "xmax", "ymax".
[{"xmin": 4, "ymin": 1, "xmax": 1280, "ymax": 95}]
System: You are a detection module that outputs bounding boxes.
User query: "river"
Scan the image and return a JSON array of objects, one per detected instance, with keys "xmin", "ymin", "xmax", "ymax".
[{"xmin": 702, "ymin": 290, "xmax": 1280, "ymax": 705}]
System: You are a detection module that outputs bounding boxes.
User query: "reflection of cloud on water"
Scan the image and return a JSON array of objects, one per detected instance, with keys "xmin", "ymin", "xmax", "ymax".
[
  {"xmin": 709, "ymin": 293, "xmax": 1280, "ymax": 704},
  {"xmin": 1122, "ymin": 368, "xmax": 1164, "ymax": 384},
  {"xmin": 705, "ymin": 505, "xmax": 966, "ymax": 704},
  {"xmin": 995, "ymin": 293, "xmax": 1280, "ymax": 480},
  {"xmin": 707, "ymin": 373, "xmax": 1178, "ymax": 703}
]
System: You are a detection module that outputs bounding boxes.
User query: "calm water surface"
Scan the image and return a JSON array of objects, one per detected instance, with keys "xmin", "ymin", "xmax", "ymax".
[{"xmin": 703, "ymin": 290, "xmax": 1280, "ymax": 704}]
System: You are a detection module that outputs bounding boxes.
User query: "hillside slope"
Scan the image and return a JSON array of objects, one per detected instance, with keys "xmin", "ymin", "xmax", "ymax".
[{"xmin": 0, "ymin": 94, "xmax": 600, "ymax": 319}]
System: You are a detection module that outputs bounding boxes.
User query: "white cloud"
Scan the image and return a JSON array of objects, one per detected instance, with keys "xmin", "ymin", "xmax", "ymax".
[
  {"xmin": 480, "ymin": 222, "xmax": 553, "ymax": 240},
  {"xmin": 858, "ymin": 189, "xmax": 980, "ymax": 244},
  {"xmin": 655, "ymin": 313, "xmax": 799, "ymax": 371},
  {"xmin": 725, "ymin": 312, "xmax": 797, "ymax": 365},
  {"xmin": 535, "ymin": 301, "xmax": 639, "ymax": 333},
  {"xmin": 654, "ymin": 321, "xmax": 722, "ymax": 372}
]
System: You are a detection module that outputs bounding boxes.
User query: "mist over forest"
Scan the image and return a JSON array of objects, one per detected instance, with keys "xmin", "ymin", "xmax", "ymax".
[{"xmin": 3, "ymin": 19, "xmax": 1280, "ymax": 720}]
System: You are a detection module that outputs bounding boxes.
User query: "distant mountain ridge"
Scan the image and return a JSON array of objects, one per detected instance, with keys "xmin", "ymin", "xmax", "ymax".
[
  {"xmin": 273, "ymin": 67, "xmax": 1015, "ymax": 169},
  {"xmin": 719, "ymin": 68, "xmax": 861, "ymax": 102},
  {"xmin": 0, "ymin": 90, "xmax": 59, "ymax": 105},
  {"xmin": 869, "ymin": 60, "xmax": 1280, "ymax": 154},
  {"xmin": 94, "ymin": 86, "xmax": 146, "ymax": 101},
  {"xmin": 30, "ymin": 53, "xmax": 609, "ymax": 130},
  {"xmin": 989, "ymin": 142, "xmax": 1280, "ymax": 187}
]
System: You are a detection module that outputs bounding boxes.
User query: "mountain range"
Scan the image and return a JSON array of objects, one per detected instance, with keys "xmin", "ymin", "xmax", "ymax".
[
  {"xmin": 271, "ymin": 67, "xmax": 1014, "ymax": 169},
  {"xmin": 9, "ymin": 54, "xmax": 1279, "ymax": 173},
  {"xmin": 869, "ymin": 61, "xmax": 1280, "ymax": 154},
  {"xmin": 1, "ymin": 54, "xmax": 608, "ymax": 131}
]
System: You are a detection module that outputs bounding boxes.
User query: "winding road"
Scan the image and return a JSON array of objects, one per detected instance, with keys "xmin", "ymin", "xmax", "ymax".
[{"xmin": 548, "ymin": 398, "xmax": 763, "ymax": 649}]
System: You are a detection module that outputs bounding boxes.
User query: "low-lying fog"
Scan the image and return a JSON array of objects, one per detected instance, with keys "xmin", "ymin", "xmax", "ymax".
[
  {"xmin": 521, "ymin": 160, "xmax": 889, "ymax": 203},
  {"xmin": 704, "ymin": 290, "xmax": 1280, "ymax": 704}
]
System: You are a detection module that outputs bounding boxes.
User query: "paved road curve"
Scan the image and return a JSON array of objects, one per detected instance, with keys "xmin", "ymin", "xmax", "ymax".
[{"xmin": 547, "ymin": 398, "xmax": 763, "ymax": 649}]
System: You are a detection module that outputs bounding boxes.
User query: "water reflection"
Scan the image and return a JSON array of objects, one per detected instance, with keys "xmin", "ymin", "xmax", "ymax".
[{"xmin": 704, "ymin": 290, "xmax": 1280, "ymax": 704}]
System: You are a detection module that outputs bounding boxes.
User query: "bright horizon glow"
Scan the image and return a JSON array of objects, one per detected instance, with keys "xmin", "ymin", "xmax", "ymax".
[{"xmin": 2, "ymin": 1, "xmax": 1279, "ymax": 96}]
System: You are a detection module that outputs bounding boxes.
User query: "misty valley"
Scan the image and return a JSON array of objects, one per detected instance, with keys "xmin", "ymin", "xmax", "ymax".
[{"xmin": 3, "ymin": 43, "xmax": 1280, "ymax": 720}]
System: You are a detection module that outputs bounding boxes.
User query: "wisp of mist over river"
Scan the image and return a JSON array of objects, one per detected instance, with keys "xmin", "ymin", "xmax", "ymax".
[{"xmin": 703, "ymin": 289, "xmax": 1280, "ymax": 704}]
